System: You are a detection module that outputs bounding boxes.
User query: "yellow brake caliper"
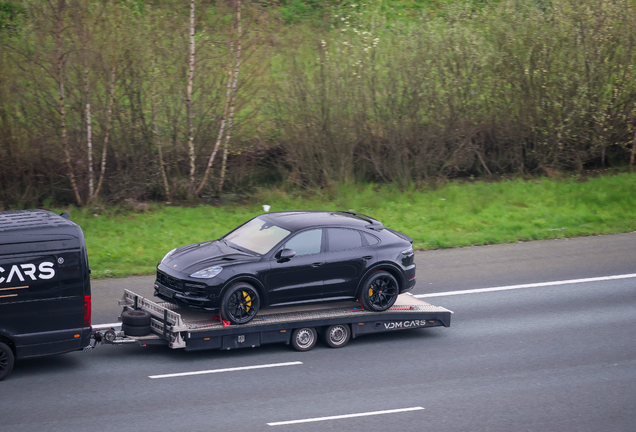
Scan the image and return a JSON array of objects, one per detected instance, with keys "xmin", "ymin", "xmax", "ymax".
[
  {"xmin": 368, "ymin": 284, "xmax": 374, "ymax": 297},
  {"xmin": 243, "ymin": 291, "xmax": 252, "ymax": 312}
]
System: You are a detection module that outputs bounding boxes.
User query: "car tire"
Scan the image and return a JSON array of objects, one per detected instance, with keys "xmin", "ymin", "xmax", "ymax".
[
  {"xmin": 359, "ymin": 270, "xmax": 399, "ymax": 311},
  {"xmin": 221, "ymin": 283, "xmax": 260, "ymax": 325},
  {"xmin": 323, "ymin": 324, "xmax": 350, "ymax": 348},
  {"xmin": 121, "ymin": 309, "xmax": 152, "ymax": 326},
  {"xmin": 122, "ymin": 323, "xmax": 152, "ymax": 336},
  {"xmin": 291, "ymin": 327, "xmax": 317, "ymax": 351},
  {"xmin": 0, "ymin": 342, "xmax": 15, "ymax": 381}
]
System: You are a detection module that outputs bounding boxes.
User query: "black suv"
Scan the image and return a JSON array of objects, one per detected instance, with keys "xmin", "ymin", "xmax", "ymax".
[{"xmin": 155, "ymin": 211, "xmax": 416, "ymax": 324}]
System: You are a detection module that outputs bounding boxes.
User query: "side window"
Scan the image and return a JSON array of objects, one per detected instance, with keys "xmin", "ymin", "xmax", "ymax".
[
  {"xmin": 327, "ymin": 228, "xmax": 363, "ymax": 252},
  {"xmin": 284, "ymin": 229, "xmax": 322, "ymax": 256},
  {"xmin": 362, "ymin": 232, "xmax": 380, "ymax": 246}
]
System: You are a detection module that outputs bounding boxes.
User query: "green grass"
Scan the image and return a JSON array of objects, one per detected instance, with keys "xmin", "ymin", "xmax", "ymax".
[{"xmin": 59, "ymin": 173, "xmax": 636, "ymax": 279}]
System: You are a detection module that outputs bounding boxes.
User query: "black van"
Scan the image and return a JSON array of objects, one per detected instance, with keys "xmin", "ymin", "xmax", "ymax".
[{"xmin": 0, "ymin": 210, "xmax": 92, "ymax": 380}]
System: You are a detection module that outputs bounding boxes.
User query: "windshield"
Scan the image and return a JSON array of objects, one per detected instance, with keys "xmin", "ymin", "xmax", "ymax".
[{"xmin": 224, "ymin": 217, "xmax": 290, "ymax": 255}]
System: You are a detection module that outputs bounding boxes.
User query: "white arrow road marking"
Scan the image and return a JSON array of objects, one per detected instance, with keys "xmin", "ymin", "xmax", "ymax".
[
  {"xmin": 267, "ymin": 407, "xmax": 425, "ymax": 426},
  {"xmin": 148, "ymin": 361, "xmax": 303, "ymax": 379},
  {"xmin": 414, "ymin": 273, "xmax": 636, "ymax": 298}
]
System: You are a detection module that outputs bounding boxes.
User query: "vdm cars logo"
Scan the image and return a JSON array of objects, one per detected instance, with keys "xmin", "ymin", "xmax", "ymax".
[{"xmin": 0, "ymin": 262, "xmax": 55, "ymax": 284}]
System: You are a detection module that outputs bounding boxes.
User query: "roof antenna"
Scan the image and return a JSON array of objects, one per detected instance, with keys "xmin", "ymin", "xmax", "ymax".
[{"xmin": 59, "ymin": 212, "xmax": 71, "ymax": 219}]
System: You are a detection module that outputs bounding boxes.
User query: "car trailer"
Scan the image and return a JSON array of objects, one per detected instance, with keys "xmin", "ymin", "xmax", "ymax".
[{"xmin": 91, "ymin": 289, "xmax": 452, "ymax": 352}]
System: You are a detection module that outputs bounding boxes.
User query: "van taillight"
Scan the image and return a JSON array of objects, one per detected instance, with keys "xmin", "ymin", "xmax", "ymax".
[{"xmin": 84, "ymin": 295, "xmax": 91, "ymax": 327}]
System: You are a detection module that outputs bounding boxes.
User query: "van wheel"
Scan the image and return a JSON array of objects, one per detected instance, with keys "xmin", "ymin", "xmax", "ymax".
[
  {"xmin": 122, "ymin": 323, "xmax": 152, "ymax": 336},
  {"xmin": 323, "ymin": 324, "xmax": 351, "ymax": 348},
  {"xmin": 121, "ymin": 309, "xmax": 152, "ymax": 326},
  {"xmin": 291, "ymin": 327, "xmax": 317, "ymax": 351},
  {"xmin": 0, "ymin": 342, "xmax": 15, "ymax": 381}
]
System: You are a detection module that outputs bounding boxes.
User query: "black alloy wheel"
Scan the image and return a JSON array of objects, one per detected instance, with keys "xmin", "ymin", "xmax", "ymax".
[
  {"xmin": 360, "ymin": 271, "xmax": 399, "ymax": 311},
  {"xmin": 0, "ymin": 342, "xmax": 15, "ymax": 381},
  {"xmin": 221, "ymin": 283, "xmax": 260, "ymax": 325}
]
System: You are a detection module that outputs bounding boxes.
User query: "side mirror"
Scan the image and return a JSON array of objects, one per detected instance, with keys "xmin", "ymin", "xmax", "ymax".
[{"xmin": 276, "ymin": 248, "xmax": 296, "ymax": 261}]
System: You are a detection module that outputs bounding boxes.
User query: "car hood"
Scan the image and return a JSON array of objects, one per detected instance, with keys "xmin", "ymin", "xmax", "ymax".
[{"xmin": 161, "ymin": 240, "xmax": 260, "ymax": 274}]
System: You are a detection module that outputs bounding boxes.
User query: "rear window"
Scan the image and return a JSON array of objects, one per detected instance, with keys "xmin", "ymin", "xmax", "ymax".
[{"xmin": 327, "ymin": 228, "xmax": 363, "ymax": 252}]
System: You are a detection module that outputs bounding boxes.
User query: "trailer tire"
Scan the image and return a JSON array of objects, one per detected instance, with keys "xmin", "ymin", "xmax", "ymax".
[
  {"xmin": 359, "ymin": 270, "xmax": 399, "ymax": 311},
  {"xmin": 0, "ymin": 342, "xmax": 15, "ymax": 381},
  {"xmin": 221, "ymin": 283, "xmax": 260, "ymax": 325},
  {"xmin": 323, "ymin": 324, "xmax": 351, "ymax": 348},
  {"xmin": 291, "ymin": 327, "xmax": 317, "ymax": 352},
  {"xmin": 122, "ymin": 323, "xmax": 151, "ymax": 336},
  {"xmin": 121, "ymin": 309, "xmax": 152, "ymax": 326}
]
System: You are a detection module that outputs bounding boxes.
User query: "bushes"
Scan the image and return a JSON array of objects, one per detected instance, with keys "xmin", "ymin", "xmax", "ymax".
[
  {"xmin": 271, "ymin": 0, "xmax": 636, "ymax": 186},
  {"xmin": 0, "ymin": 0, "xmax": 635, "ymax": 208}
]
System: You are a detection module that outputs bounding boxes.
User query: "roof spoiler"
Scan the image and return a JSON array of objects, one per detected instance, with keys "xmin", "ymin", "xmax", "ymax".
[{"xmin": 336, "ymin": 211, "xmax": 384, "ymax": 231}]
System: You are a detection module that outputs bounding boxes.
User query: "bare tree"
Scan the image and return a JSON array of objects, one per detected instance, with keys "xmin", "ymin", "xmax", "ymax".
[
  {"xmin": 217, "ymin": 0, "xmax": 242, "ymax": 195},
  {"xmin": 196, "ymin": 5, "xmax": 236, "ymax": 196},
  {"xmin": 186, "ymin": 0, "xmax": 196, "ymax": 193},
  {"xmin": 52, "ymin": 0, "xmax": 82, "ymax": 205}
]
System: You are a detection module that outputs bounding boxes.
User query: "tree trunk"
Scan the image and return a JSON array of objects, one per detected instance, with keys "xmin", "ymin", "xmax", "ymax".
[
  {"xmin": 83, "ymin": 30, "xmax": 93, "ymax": 199},
  {"xmin": 630, "ymin": 128, "xmax": 635, "ymax": 169},
  {"xmin": 94, "ymin": 62, "xmax": 115, "ymax": 199},
  {"xmin": 152, "ymin": 56, "xmax": 170, "ymax": 199},
  {"xmin": 186, "ymin": 0, "xmax": 196, "ymax": 192},
  {"xmin": 218, "ymin": 0, "xmax": 242, "ymax": 195},
  {"xmin": 195, "ymin": 16, "xmax": 236, "ymax": 196},
  {"xmin": 55, "ymin": 0, "xmax": 82, "ymax": 205}
]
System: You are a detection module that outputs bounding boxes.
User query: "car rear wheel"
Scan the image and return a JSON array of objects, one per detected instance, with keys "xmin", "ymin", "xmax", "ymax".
[
  {"xmin": 0, "ymin": 342, "xmax": 15, "ymax": 381},
  {"xmin": 323, "ymin": 324, "xmax": 350, "ymax": 348},
  {"xmin": 360, "ymin": 270, "xmax": 399, "ymax": 311},
  {"xmin": 221, "ymin": 283, "xmax": 260, "ymax": 325},
  {"xmin": 291, "ymin": 327, "xmax": 317, "ymax": 351}
]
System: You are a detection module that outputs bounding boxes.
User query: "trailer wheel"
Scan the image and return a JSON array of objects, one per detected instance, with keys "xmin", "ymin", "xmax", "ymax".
[
  {"xmin": 122, "ymin": 323, "xmax": 151, "ymax": 336},
  {"xmin": 359, "ymin": 271, "xmax": 399, "ymax": 311},
  {"xmin": 323, "ymin": 324, "xmax": 351, "ymax": 348},
  {"xmin": 221, "ymin": 283, "xmax": 260, "ymax": 325},
  {"xmin": 121, "ymin": 309, "xmax": 152, "ymax": 326},
  {"xmin": 291, "ymin": 327, "xmax": 317, "ymax": 352},
  {"xmin": 0, "ymin": 342, "xmax": 15, "ymax": 381}
]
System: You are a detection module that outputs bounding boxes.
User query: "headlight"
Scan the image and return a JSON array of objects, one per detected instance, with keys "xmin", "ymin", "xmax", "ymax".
[
  {"xmin": 190, "ymin": 266, "xmax": 223, "ymax": 279},
  {"xmin": 161, "ymin": 248, "xmax": 177, "ymax": 263}
]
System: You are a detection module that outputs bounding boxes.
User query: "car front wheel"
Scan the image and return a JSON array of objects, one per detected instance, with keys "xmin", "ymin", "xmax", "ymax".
[
  {"xmin": 221, "ymin": 283, "xmax": 260, "ymax": 325},
  {"xmin": 360, "ymin": 270, "xmax": 399, "ymax": 311}
]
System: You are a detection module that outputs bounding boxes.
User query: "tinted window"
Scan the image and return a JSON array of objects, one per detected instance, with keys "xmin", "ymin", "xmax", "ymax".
[
  {"xmin": 327, "ymin": 228, "xmax": 363, "ymax": 252},
  {"xmin": 363, "ymin": 232, "xmax": 380, "ymax": 246},
  {"xmin": 285, "ymin": 229, "xmax": 322, "ymax": 256},
  {"xmin": 225, "ymin": 217, "xmax": 290, "ymax": 255}
]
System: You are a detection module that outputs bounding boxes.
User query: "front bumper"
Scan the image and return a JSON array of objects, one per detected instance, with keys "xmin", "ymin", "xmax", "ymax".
[{"xmin": 154, "ymin": 281, "xmax": 219, "ymax": 311}]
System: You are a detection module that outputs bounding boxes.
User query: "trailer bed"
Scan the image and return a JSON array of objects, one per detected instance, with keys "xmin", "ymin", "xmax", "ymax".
[{"xmin": 100, "ymin": 289, "xmax": 452, "ymax": 351}]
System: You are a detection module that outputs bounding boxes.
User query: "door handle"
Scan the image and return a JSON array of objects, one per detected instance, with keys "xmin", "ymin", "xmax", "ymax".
[
  {"xmin": 311, "ymin": 262, "xmax": 324, "ymax": 267},
  {"xmin": 362, "ymin": 256, "xmax": 373, "ymax": 260}
]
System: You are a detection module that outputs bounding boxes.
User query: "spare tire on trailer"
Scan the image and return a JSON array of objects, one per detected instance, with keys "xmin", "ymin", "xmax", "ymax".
[
  {"xmin": 122, "ymin": 323, "xmax": 152, "ymax": 337},
  {"xmin": 121, "ymin": 309, "xmax": 152, "ymax": 326}
]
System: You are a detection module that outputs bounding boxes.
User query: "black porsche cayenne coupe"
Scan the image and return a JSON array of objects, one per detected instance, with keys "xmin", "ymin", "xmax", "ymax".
[{"xmin": 154, "ymin": 211, "xmax": 416, "ymax": 324}]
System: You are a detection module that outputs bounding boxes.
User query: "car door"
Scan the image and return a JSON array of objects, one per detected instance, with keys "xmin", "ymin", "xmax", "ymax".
[
  {"xmin": 322, "ymin": 228, "xmax": 377, "ymax": 297},
  {"xmin": 266, "ymin": 229, "xmax": 327, "ymax": 305}
]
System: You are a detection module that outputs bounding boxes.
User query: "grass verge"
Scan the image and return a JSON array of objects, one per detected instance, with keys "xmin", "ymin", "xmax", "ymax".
[{"xmin": 59, "ymin": 173, "xmax": 636, "ymax": 279}]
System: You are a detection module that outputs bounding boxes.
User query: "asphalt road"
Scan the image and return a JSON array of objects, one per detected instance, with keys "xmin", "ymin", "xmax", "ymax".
[{"xmin": 2, "ymin": 233, "xmax": 635, "ymax": 432}]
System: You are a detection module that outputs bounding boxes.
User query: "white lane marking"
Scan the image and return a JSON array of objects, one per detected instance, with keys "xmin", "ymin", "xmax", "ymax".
[
  {"xmin": 267, "ymin": 407, "xmax": 424, "ymax": 426},
  {"xmin": 149, "ymin": 361, "xmax": 303, "ymax": 379},
  {"xmin": 414, "ymin": 273, "xmax": 636, "ymax": 298}
]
